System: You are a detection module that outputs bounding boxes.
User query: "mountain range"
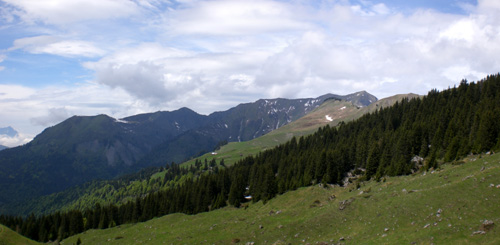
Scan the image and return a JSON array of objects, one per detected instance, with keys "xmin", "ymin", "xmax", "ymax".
[
  {"xmin": 0, "ymin": 91, "xmax": 377, "ymax": 214},
  {"xmin": 2, "ymin": 74, "xmax": 500, "ymax": 244}
]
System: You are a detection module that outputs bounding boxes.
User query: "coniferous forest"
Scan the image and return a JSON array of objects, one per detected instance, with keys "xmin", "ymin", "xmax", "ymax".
[{"xmin": 1, "ymin": 74, "xmax": 500, "ymax": 242}]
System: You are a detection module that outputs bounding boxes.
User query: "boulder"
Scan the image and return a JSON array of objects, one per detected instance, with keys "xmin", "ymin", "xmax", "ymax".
[
  {"xmin": 339, "ymin": 198, "xmax": 355, "ymax": 210},
  {"xmin": 480, "ymin": 220, "xmax": 495, "ymax": 232}
]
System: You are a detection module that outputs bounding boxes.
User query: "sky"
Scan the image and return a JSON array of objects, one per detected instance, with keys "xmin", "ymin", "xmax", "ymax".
[{"xmin": 1, "ymin": 0, "xmax": 499, "ymax": 147}]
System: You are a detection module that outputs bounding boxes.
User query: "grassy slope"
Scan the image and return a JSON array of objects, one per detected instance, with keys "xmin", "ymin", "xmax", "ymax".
[
  {"xmin": 0, "ymin": 224, "xmax": 39, "ymax": 245},
  {"xmin": 63, "ymin": 152, "xmax": 500, "ymax": 244},
  {"xmin": 181, "ymin": 94, "xmax": 420, "ymax": 168}
]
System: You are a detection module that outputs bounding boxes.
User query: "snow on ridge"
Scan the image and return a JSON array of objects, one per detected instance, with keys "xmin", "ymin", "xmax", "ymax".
[
  {"xmin": 325, "ymin": 115, "xmax": 333, "ymax": 122},
  {"xmin": 115, "ymin": 118, "xmax": 130, "ymax": 124},
  {"xmin": 305, "ymin": 99, "xmax": 320, "ymax": 107}
]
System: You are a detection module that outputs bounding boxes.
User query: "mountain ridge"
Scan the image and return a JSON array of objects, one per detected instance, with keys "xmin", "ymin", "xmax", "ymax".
[{"xmin": 0, "ymin": 91, "xmax": 377, "ymax": 215}]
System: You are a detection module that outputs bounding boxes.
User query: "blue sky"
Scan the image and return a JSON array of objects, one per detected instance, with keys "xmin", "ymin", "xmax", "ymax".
[{"xmin": 1, "ymin": 0, "xmax": 499, "ymax": 147}]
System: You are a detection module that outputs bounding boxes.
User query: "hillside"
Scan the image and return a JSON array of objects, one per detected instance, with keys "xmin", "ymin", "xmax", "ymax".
[
  {"xmin": 136, "ymin": 91, "xmax": 377, "ymax": 167},
  {"xmin": 0, "ymin": 224, "xmax": 39, "ymax": 245},
  {"xmin": 62, "ymin": 152, "xmax": 500, "ymax": 244},
  {"xmin": 0, "ymin": 108, "xmax": 208, "ymax": 214},
  {"xmin": 7, "ymin": 93, "xmax": 385, "ymax": 216},
  {"xmin": 0, "ymin": 91, "xmax": 377, "ymax": 216},
  {"xmin": 183, "ymin": 93, "xmax": 420, "ymax": 167}
]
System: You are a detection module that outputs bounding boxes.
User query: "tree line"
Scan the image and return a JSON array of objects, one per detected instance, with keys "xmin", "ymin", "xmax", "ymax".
[{"xmin": 1, "ymin": 74, "xmax": 500, "ymax": 242}]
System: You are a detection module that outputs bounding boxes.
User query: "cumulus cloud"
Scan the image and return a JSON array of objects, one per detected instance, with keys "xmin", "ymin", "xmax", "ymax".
[
  {"xmin": 0, "ymin": 126, "xmax": 32, "ymax": 147},
  {"xmin": 0, "ymin": 133, "xmax": 32, "ymax": 147},
  {"xmin": 252, "ymin": 1, "xmax": 500, "ymax": 98},
  {"xmin": 2, "ymin": 0, "xmax": 500, "ymax": 145},
  {"xmin": 30, "ymin": 107, "xmax": 70, "ymax": 127},
  {"xmin": 0, "ymin": 83, "xmax": 155, "ymax": 141},
  {"xmin": 83, "ymin": 43, "xmax": 267, "ymax": 108},
  {"xmin": 76, "ymin": 0, "xmax": 500, "ymax": 107}
]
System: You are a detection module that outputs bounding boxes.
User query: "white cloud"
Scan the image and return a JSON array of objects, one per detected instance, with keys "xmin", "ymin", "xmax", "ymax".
[
  {"xmin": 0, "ymin": 83, "xmax": 155, "ymax": 141},
  {"xmin": 82, "ymin": 42, "xmax": 269, "ymax": 109},
  {"xmin": 71, "ymin": 0, "xmax": 500, "ymax": 109},
  {"xmin": 10, "ymin": 36, "xmax": 105, "ymax": 57},
  {"xmin": 0, "ymin": 84, "xmax": 36, "ymax": 99},
  {"xmin": 168, "ymin": 0, "xmax": 311, "ymax": 36},
  {"xmin": 2, "ymin": 0, "xmax": 140, "ymax": 25},
  {"xmin": 30, "ymin": 107, "xmax": 70, "ymax": 127},
  {"xmin": 477, "ymin": 0, "xmax": 500, "ymax": 12},
  {"xmin": 372, "ymin": 3, "xmax": 390, "ymax": 15},
  {"xmin": 0, "ymin": 133, "xmax": 32, "ymax": 147},
  {"xmin": 2, "ymin": 0, "xmax": 500, "ymax": 144},
  {"xmin": 0, "ymin": 54, "xmax": 5, "ymax": 71}
]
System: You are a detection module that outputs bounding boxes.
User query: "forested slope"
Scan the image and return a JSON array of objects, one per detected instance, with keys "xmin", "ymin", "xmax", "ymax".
[
  {"xmin": 13, "ymin": 94, "xmax": 406, "ymax": 217},
  {"xmin": 1, "ymin": 74, "xmax": 499, "ymax": 242}
]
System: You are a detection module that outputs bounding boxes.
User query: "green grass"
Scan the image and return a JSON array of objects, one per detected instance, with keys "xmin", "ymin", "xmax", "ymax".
[
  {"xmin": 62, "ymin": 152, "xmax": 500, "ymax": 244},
  {"xmin": 0, "ymin": 224, "xmax": 40, "ymax": 245}
]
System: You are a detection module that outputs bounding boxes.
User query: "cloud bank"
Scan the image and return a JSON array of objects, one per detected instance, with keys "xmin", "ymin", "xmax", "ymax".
[{"xmin": 0, "ymin": 0, "xmax": 499, "ymax": 145}]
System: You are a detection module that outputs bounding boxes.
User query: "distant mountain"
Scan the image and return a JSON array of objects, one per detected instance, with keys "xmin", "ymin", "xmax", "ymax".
[
  {"xmin": 0, "ymin": 126, "xmax": 18, "ymax": 137},
  {"xmin": 318, "ymin": 90, "xmax": 377, "ymax": 108},
  {"xmin": 0, "ymin": 91, "xmax": 377, "ymax": 214},
  {"xmin": 0, "ymin": 108, "xmax": 209, "ymax": 212},
  {"xmin": 135, "ymin": 91, "xmax": 377, "ymax": 166},
  {"xmin": 0, "ymin": 145, "xmax": 7, "ymax": 151}
]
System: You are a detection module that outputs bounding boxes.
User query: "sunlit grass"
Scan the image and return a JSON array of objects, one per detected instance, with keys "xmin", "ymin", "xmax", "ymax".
[{"xmin": 63, "ymin": 152, "xmax": 500, "ymax": 244}]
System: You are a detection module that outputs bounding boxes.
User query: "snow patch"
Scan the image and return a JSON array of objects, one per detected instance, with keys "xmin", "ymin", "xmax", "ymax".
[
  {"xmin": 325, "ymin": 115, "xmax": 333, "ymax": 122},
  {"xmin": 304, "ymin": 99, "xmax": 320, "ymax": 107},
  {"xmin": 224, "ymin": 124, "xmax": 228, "ymax": 128},
  {"xmin": 340, "ymin": 106, "xmax": 346, "ymax": 110},
  {"xmin": 115, "ymin": 118, "xmax": 130, "ymax": 124}
]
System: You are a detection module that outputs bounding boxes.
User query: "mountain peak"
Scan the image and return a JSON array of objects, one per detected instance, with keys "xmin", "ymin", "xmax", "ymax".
[
  {"xmin": 316, "ymin": 91, "xmax": 378, "ymax": 107},
  {"xmin": 0, "ymin": 126, "xmax": 19, "ymax": 137}
]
